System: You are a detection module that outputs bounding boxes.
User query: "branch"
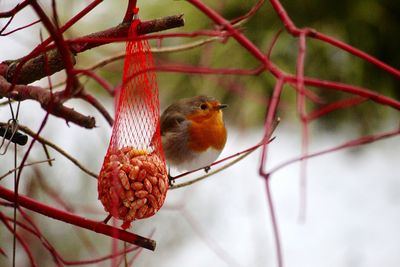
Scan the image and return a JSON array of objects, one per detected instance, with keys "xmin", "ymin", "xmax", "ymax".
[
  {"xmin": 30, "ymin": 1, "xmax": 76, "ymax": 96},
  {"xmin": 0, "ymin": 186, "xmax": 156, "ymax": 251},
  {"xmin": 82, "ymin": 36, "xmax": 221, "ymax": 73},
  {"xmin": 0, "ymin": 0, "xmax": 31, "ymax": 18},
  {"xmin": 79, "ymin": 90, "xmax": 114, "ymax": 126},
  {"xmin": 0, "ymin": 159, "xmax": 55, "ymax": 181},
  {"xmin": 122, "ymin": 0, "xmax": 138, "ymax": 23},
  {"xmin": 3, "ymin": 14, "xmax": 185, "ymax": 85},
  {"xmin": 0, "ymin": 122, "xmax": 98, "ymax": 178},
  {"xmin": 0, "ymin": 19, "xmax": 40, "ymax": 37},
  {"xmin": 187, "ymin": 0, "xmax": 282, "ymax": 78},
  {"xmin": 3, "ymin": 49, "xmax": 76, "ymax": 85},
  {"xmin": 0, "ymin": 76, "xmax": 96, "ymax": 128},
  {"xmin": 169, "ymin": 144, "xmax": 259, "ymax": 190},
  {"xmin": 268, "ymin": 0, "xmax": 400, "ymax": 78},
  {"xmin": 307, "ymin": 96, "xmax": 367, "ymax": 121},
  {"xmin": 70, "ymin": 14, "xmax": 185, "ymax": 53},
  {"xmin": 0, "ymin": 212, "xmax": 37, "ymax": 267},
  {"xmin": 267, "ymin": 127, "xmax": 400, "ymax": 175},
  {"xmin": 288, "ymin": 75, "xmax": 400, "ymax": 110}
]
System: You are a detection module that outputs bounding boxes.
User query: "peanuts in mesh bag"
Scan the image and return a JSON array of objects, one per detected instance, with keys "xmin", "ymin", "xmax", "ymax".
[{"xmin": 98, "ymin": 147, "xmax": 168, "ymax": 229}]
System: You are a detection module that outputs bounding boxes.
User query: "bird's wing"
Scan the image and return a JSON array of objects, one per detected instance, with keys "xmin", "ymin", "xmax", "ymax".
[{"xmin": 160, "ymin": 110, "xmax": 186, "ymax": 136}]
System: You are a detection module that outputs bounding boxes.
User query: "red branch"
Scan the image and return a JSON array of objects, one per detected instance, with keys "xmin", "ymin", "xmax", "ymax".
[
  {"xmin": 0, "ymin": 19, "xmax": 40, "ymax": 36},
  {"xmin": 0, "ymin": 0, "xmax": 32, "ymax": 18},
  {"xmin": 0, "ymin": 212, "xmax": 37, "ymax": 267},
  {"xmin": 0, "ymin": 186, "xmax": 156, "ymax": 251},
  {"xmin": 268, "ymin": 128, "xmax": 400, "ymax": 175},
  {"xmin": 30, "ymin": 2, "xmax": 76, "ymax": 97},
  {"xmin": 296, "ymin": 33, "xmax": 309, "ymax": 221},
  {"xmin": 3, "ymin": 15, "xmax": 185, "ymax": 85},
  {"xmin": 69, "ymin": 14, "xmax": 185, "ymax": 54},
  {"xmin": 0, "ymin": 5, "xmax": 184, "ymax": 128},
  {"xmin": 307, "ymin": 96, "xmax": 367, "ymax": 121},
  {"xmin": 188, "ymin": 0, "xmax": 281, "ymax": 78},
  {"xmin": 291, "ymin": 76, "xmax": 400, "ymax": 110},
  {"xmin": 187, "ymin": 0, "xmax": 400, "ymax": 111},
  {"xmin": 259, "ymin": 78, "xmax": 285, "ymax": 267},
  {"xmin": 1, "ymin": 208, "xmax": 143, "ymax": 266},
  {"xmin": 268, "ymin": 0, "xmax": 400, "ymax": 78},
  {"xmin": 0, "ymin": 76, "xmax": 96, "ymax": 128},
  {"xmin": 123, "ymin": 0, "xmax": 138, "ymax": 23},
  {"xmin": 2, "ymin": 0, "xmax": 102, "ymax": 85}
]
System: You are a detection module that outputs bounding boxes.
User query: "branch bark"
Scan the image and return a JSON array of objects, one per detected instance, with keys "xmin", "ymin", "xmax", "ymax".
[{"xmin": 0, "ymin": 76, "xmax": 96, "ymax": 128}]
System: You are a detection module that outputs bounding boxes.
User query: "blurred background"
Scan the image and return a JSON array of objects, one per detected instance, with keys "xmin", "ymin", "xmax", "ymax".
[{"xmin": 0, "ymin": 0, "xmax": 399, "ymax": 266}]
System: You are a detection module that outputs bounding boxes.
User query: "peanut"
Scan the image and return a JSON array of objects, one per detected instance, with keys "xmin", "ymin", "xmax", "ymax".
[
  {"xmin": 121, "ymin": 164, "xmax": 132, "ymax": 173},
  {"xmin": 131, "ymin": 198, "xmax": 147, "ymax": 210},
  {"xmin": 125, "ymin": 208, "xmax": 136, "ymax": 222},
  {"xmin": 146, "ymin": 207, "xmax": 154, "ymax": 217},
  {"xmin": 142, "ymin": 161, "xmax": 156, "ymax": 176},
  {"xmin": 148, "ymin": 175, "xmax": 158, "ymax": 185},
  {"xmin": 130, "ymin": 158, "xmax": 143, "ymax": 168},
  {"xmin": 118, "ymin": 170, "xmax": 130, "ymax": 190},
  {"xmin": 137, "ymin": 169, "xmax": 147, "ymax": 182},
  {"xmin": 144, "ymin": 178, "xmax": 153, "ymax": 193},
  {"xmin": 125, "ymin": 190, "xmax": 135, "ymax": 201},
  {"xmin": 135, "ymin": 190, "xmax": 148, "ymax": 199},
  {"xmin": 128, "ymin": 166, "xmax": 140, "ymax": 180},
  {"xmin": 147, "ymin": 194, "xmax": 159, "ymax": 210},
  {"xmin": 109, "ymin": 154, "xmax": 118, "ymax": 162},
  {"xmin": 158, "ymin": 178, "xmax": 167, "ymax": 194},
  {"xmin": 131, "ymin": 182, "xmax": 143, "ymax": 190},
  {"xmin": 136, "ymin": 205, "xmax": 148, "ymax": 219}
]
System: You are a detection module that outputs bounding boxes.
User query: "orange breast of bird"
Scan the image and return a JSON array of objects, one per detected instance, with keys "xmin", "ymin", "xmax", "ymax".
[{"xmin": 186, "ymin": 110, "xmax": 227, "ymax": 153}]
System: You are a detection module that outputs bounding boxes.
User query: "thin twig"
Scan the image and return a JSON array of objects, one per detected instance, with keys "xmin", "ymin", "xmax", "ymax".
[
  {"xmin": 0, "ymin": 19, "xmax": 40, "ymax": 36},
  {"xmin": 0, "ymin": 99, "xmax": 14, "ymax": 106},
  {"xmin": 169, "ymin": 148, "xmax": 256, "ymax": 190},
  {"xmin": 0, "ymin": 1, "xmax": 32, "ymax": 18},
  {"xmin": 0, "ymin": 212, "xmax": 37, "ymax": 267},
  {"xmin": 0, "ymin": 122, "xmax": 98, "ymax": 179},
  {"xmin": 41, "ymin": 144, "xmax": 53, "ymax": 166},
  {"xmin": 0, "ymin": 159, "xmax": 55, "ymax": 181},
  {"xmin": 170, "ymin": 118, "xmax": 280, "ymax": 189},
  {"xmin": 0, "ymin": 76, "xmax": 96, "ymax": 128},
  {"xmin": 46, "ymin": 36, "xmax": 223, "ymax": 91},
  {"xmin": 268, "ymin": 127, "xmax": 400, "ymax": 175}
]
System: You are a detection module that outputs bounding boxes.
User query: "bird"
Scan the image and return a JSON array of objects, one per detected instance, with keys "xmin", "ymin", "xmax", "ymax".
[{"xmin": 160, "ymin": 95, "xmax": 227, "ymax": 173}]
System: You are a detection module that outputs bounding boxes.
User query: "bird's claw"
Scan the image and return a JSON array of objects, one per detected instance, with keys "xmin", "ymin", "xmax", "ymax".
[
  {"xmin": 168, "ymin": 173, "xmax": 175, "ymax": 187},
  {"xmin": 102, "ymin": 214, "xmax": 112, "ymax": 224},
  {"xmin": 204, "ymin": 166, "xmax": 211, "ymax": 173}
]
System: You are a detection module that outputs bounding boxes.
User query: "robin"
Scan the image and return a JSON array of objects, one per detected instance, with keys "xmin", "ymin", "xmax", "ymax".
[{"xmin": 160, "ymin": 95, "xmax": 228, "ymax": 173}]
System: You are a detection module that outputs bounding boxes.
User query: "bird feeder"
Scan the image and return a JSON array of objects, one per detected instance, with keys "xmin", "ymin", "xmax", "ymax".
[{"xmin": 98, "ymin": 8, "xmax": 168, "ymax": 230}]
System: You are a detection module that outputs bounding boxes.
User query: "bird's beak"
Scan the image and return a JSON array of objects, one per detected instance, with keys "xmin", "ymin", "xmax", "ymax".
[{"xmin": 216, "ymin": 104, "xmax": 228, "ymax": 110}]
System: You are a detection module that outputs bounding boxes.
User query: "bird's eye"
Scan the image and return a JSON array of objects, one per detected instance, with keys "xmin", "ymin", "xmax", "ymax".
[{"xmin": 200, "ymin": 103, "xmax": 208, "ymax": 110}]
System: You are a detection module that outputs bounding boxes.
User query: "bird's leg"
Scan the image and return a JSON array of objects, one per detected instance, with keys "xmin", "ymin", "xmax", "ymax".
[
  {"xmin": 102, "ymin": 214, "xmax": 112, "ymax": 224},
  {"xmin": 168, "ymin": 174, "xmax": 176, "ymax": 186},
  {"xmin": 204, "ymin": 166, "xmax": 211, "ymax": 173},
  {"xmin": 168, "ymin": 167, "xmax": 175, "ymax": 186}
]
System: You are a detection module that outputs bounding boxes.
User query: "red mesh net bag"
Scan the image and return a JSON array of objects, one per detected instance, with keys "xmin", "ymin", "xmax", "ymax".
[{"xmin": 98, "ymin": 8, "xmax": 168, "ymax": 230}]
